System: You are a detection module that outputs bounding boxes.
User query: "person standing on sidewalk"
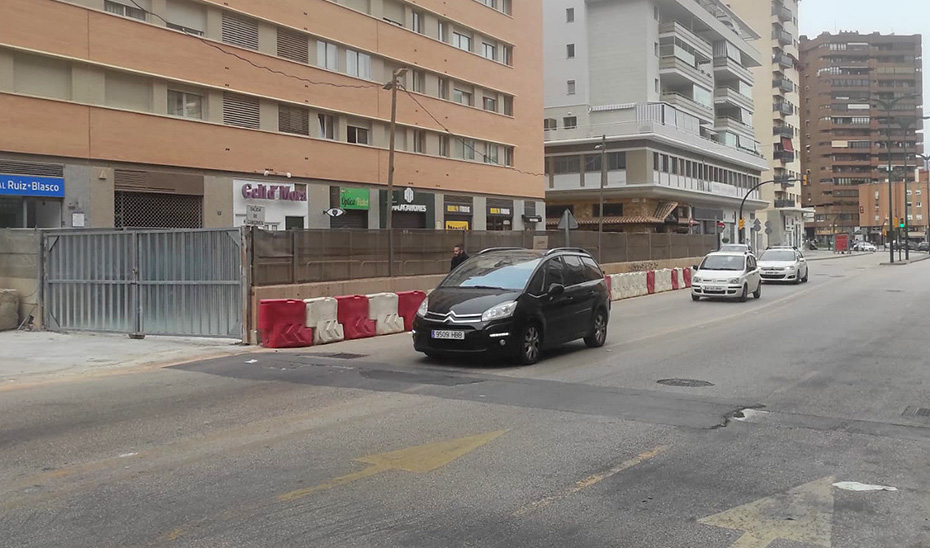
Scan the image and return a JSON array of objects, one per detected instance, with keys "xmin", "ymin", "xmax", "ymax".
[{"xmin": 451, "ymin": 244, "xmax": 469, "ymax": 271}]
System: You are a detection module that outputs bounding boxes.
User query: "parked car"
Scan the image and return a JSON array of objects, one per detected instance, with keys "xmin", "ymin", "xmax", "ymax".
[
  {"xmin": 918, "ymin": 242, "xmax": 930, "ymax": 252},
  {"xmin": 853, "ymin": 241, "xmax": 877, "ymax": 252},
  {"xmin": 719, "ymin": 243, "xmax": 753, "ymax": 255},
  {"xmin": 691, "ymin": 251, "xmax": 762, "ymax": 302},
  {"xmin": 412, "ymin": 248, "xmax": 611, "ymax": 365},
  {"xmin": 758, "ymin": 248, "xmax": 809, "ymax": 284},
  {"xmin": 807, "ymin": 241, "xmax": 819, "ymax": 251}
]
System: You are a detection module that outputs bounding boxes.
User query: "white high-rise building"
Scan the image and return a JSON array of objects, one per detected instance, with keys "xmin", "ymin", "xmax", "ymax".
[{"xmin": 543, "ymin": 0, "xmax": 769, "ymax": 243}]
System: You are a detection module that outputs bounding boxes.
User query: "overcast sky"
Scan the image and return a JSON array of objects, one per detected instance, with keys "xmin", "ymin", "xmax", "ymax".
[{"xmin": 799, "ymin": 0, "xmax": 928, "ymax": 151}]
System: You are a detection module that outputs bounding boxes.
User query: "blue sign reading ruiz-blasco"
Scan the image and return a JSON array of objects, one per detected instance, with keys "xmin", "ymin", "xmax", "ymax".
[{"xmin": 0, "ymin": 174, "xmax": 65, "ymax": 198}]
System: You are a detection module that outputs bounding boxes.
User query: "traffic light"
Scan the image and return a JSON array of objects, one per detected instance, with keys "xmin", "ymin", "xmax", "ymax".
[
  {"xmin": 738, "ymin": 218, "xmax": 745, "ymax": 230},
  {"xmin": 801, "ymin": 173, "xmax": 809, "ymax": 187},
  {"xmin": 899, "ymin": 219, "xmax": 906, "ymax": 229}
]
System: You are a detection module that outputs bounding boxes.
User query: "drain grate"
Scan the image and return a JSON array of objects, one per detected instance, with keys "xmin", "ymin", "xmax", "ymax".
[
  {"xmin": 657, "ymin": 378, "xmax": 714, "ymax": 388},
  {"xmin": 902, "ymin": 406, "xmax": 930, "ymax": 418},
  {"xmin": 297, "ymin": 352, "xmax": 368, "ymax": 360}
]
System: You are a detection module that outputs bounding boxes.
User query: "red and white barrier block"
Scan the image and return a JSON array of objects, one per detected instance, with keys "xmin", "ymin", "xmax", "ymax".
[
  {"xmin": 367, "ymin": 292, "xmax": 406, "ymax": 335},
  {"xmin": 304, "ymin": 297, "xmax": 344, "ymax": 345}
]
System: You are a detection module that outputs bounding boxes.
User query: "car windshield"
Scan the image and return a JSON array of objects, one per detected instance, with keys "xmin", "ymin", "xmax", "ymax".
[
  {"xmin": 699, "ymin": 255, "xmax": 746, "ymax": 271},
  {"xmin": 441, "ymin": 253, "xmax": 542, "ymax": 290},
  {"xmin": 760, "ymin": 250, "xmax": 796, "ymax": 262}
]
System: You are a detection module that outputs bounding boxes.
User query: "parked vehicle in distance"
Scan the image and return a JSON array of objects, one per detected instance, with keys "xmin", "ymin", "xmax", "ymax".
[
  {"xmin": 758, "ymin": 248, "xmax": 809, "ymax": 284},
  {"xmin": 918, "ymin": 242, "xmax": 930, "ymax": 252},
  {"xmin": 691, "ymin": 251, "xmax": 762, "ymax": 302},
  {"xmin": 719, "ymin": 243, "xmax": 753, "ymax": 255},
  {"xmin": 413, "ymin": 248, "xmax": 610, "ymax": 365},
  {"xmin": 807, "ymin": 241, "xmax": 819, "ymax": 250},
  {"xmin": 853, "ymin": 241, "xmax": 877, "ymax": 252}
]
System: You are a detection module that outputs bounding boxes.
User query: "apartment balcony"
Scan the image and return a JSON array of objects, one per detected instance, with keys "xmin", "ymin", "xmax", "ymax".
[
  {"xmin": 772, "ymin": 28, "xmax": 792, "ymax": 46},
  {"xmin": 715, "ymin": 116, "xmax": 755, "ymax": 138},
  {"xmin": 773, "ymin": 51, "xmax": 794, "ymax": 69},
  {"xmin": 773, "ymin": 125, "xmax": 795, "ymax": 138},
  {"xmin": 772, "ymin": 3, "xmax": 791, "ymax": 22},
  {"xmin": 660, "ymin": 56, "xmax": 714, "ymax": 88},
  {"xmin": 774, "ymin": 150, "xmax": 796, "ymax": 162},
  {"xmin": 658, "ymin": 22, "xmax": 713, "ymax": 60},
  {"xmin": 774, "ymin": 199, "xmax": 797, "ymax": 208},
  {"xmin": 773, "ymin": 78, "xmax": 794, "ymax": 93},
  {"xmin": 713, "ymin": 56, "xmax": 754, "ymax": 85},
  {"xmin": 661, "ymin": 92, "xmax": 714, "ymax": 123},
  {"xmin": 773, "ymin": 102, "xmax": 794, "ymax": 116},
  {"xmin": 713, "ymin": 87, "xmax": 754, "ymax": 111}
]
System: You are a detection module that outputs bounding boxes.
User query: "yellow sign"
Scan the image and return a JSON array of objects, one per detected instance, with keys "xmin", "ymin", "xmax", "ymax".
[
  {"xmin": 277, "ymin": 430, "xmax": 506, "ymax": 502},
  {"xmin": 699, "ymin": 476, "xmax": 835, "ymax": 547},
  {"xmin": 445, "ymin": 220, "xmax": 470, "ymax": 230}
]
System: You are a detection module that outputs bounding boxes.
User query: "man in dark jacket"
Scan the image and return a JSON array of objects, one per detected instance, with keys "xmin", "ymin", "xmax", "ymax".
[{"xmin": 450, "ymin": 244, "xmax": 469, "ymax": 271}]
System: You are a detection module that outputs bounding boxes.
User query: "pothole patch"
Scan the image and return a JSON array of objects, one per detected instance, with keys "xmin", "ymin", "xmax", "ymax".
[{"xmin": 657, "ymin": 378, "xmax": 714, "ymax": 388}]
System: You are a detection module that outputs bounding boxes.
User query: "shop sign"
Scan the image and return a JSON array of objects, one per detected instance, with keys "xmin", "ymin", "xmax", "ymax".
[
  {"xmin": 445, "ymin": 220, "xmax": 469, "ymax": 230},
  {"xmin": 0, "ymin": 174, "xmax": 65, "ymax": 198},
  {"xmin": 488, "ymin": 207, "xmax": 512, "ymax": 216},
  {"xmin": 340, "ymin": 188, "xmax": 370, "ymax": 210},
  {"xmin": 394, "ymin": 203, "xmax": 427, "ymax": 212},
  {"xmin": 446, "ymin": 204, "xmax": 472, "ymax": 214},
  {"xmin": 523, "ymin": 215, "xmax": 543, "ymax": 223},
  {"xmin": 240, "ymin": 183, "xmax": 307, "ymax": 202},
  {"xmin": 245, "ymin": 205, "xmax": 266, "ymax": 225}
]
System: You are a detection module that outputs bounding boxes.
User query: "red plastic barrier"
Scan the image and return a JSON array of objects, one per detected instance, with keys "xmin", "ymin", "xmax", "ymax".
[
  {"xmin": 335, "ymin": 295, "xmax": 376, "ymax": 340},
  {"xmin": 683, "ymin": 268, "xmax": 692, "ymax": 288},
  {"xmin": 646, "ymin": 271, "xmax": 656, "ymax": 294},
  {"xmin": 258, "ymin": 299, "xmax": 313, "ymax": 348},
  {"xmin": 604, "ymin": 275, "xmax": 612, "ymax": 296},
  {"xmin": 671, "ymin": 269, "xmax": 680, "ymax": 290},
  {"xmin": 397, "ymin": 290, "xmax": 427, "ymax": 332}
]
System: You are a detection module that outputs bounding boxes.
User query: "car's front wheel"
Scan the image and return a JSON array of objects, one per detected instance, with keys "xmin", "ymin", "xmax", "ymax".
[
  {"xmin": 584, "ymin": 309, "xmax": 608, "ymax": 348},
  {"xmin": 516, "ymin": 323, "xmax": 542, "ymax": 365},
  {"xmin": 753, "ymin": 283, "xmax": 762, "ymax": 299},
  {"xmin": 691, "ymin": 294, "xmax": 701, "ymax": 302},
  {"xmin": 738, "ymin": 284, "xmax": 748, "ymax": 302}
]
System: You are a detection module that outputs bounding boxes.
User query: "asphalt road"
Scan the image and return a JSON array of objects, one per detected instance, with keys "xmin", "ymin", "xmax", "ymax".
[{"xmin": 3, "ymin": 252, "xmax": 930, "ymax": 548}]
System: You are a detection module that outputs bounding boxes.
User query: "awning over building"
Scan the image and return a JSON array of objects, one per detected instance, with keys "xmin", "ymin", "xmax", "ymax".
[{"xmin": 781, "ymin": 137, "xmax": 794, "ymax": 152}]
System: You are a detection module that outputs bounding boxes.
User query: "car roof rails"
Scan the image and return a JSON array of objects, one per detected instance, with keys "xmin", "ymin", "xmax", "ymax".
[
  {"xmin": 475, "ymin": 247, "xmax": 527, "ymax": 255},
  {"xmin": 545, "ymin": 247, "xmax": 592, "ymax": 256}
]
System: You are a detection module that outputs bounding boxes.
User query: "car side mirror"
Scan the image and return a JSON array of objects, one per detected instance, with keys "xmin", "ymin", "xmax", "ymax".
[
  {"xmin": 692, "ymin": 265, "xmax": 699, "ymax": 270},
  {"xmin": 547, "ymin": 284, "xmax": 565, "ymax": 296}
]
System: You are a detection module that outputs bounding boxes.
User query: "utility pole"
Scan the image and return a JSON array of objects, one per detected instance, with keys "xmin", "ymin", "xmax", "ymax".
[
  {"xmin": 383, "ymin": 67, "xmax": 407, "ymax": 277},
  {"xmin": 874, "ymin": 94, "xmax": 920, "ymax": 263},
  {"xmin": 599, "ymin": 135, "xmax": 606, "ymax": 261}
]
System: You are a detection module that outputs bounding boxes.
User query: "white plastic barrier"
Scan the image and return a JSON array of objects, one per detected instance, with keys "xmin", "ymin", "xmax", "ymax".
[
  {"xmin": 304, "ymin": 297, "xmax": 345, "ymax": 345},
  {"xmin": 367, "ymin": 292, "xmax": 405, "ymax": 335},
  {"xmin": 654, "ymin": 269, "xmax": 673, "ymax": 293},
  {"xmin": 619, "ymin": 273, "xmax": 635, "ymax": 300},
  {"xmin": 628, "ymin": 271, "xmax": 649, "ymax": 297},
  {"xmin": 673, "ymin": 268, "xmax": 685, "ymax": 290},
  {"xmin": 610, "ymin": 274, "xmax": 624, "ymax": 301}
]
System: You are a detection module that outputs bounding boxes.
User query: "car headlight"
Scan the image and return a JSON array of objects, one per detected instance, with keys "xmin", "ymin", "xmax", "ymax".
[
  {"xmin": 693, "ymin": 276, "xmax": 702, "ymax": 283},
  {"xmin": 481, "ymin": 301, "xmax": 517, "ymax": 322},
  {"xmin": 416, "ymin": 297, "xmax": 429, "ymax": 317},
  {"xmin": 728, "ymin": 278, "xmax": 741, "ymax": 284}
]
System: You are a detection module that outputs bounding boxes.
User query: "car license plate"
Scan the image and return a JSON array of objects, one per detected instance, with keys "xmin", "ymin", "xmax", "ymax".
[
  {"xmin": 431, "ymin": 330, "xmax": 465, "ymax": 340},
  {"xmin": 707, "ymin": 286, "xmax": 723, "ymax": 291}
]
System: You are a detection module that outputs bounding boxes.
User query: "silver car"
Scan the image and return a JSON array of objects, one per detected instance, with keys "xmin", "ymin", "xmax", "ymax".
[
  {"xmin": 757, "ymin": 248, "xmax": 809, "ymax": 284},
  {"xmin": 691, "ymin": 252, "xmax": 763, "ymax": 302}
]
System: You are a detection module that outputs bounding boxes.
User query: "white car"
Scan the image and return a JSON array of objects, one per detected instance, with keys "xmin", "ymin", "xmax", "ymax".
[
  {"xmin": 691, "ymin": 252, "xmax": 762, "ymax": 302},
  {"xmin": 757, "ymin": 248, "xmax": 809, "ymax": 284},
  {"xmin": 853, "ymin": 241, "xmax": 877, "ymax": 252}
]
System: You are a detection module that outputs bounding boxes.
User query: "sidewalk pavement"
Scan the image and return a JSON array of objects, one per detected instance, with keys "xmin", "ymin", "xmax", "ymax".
[{"xmin": 1, "ymin": 330, "xmax": 253, "ymax": 386}]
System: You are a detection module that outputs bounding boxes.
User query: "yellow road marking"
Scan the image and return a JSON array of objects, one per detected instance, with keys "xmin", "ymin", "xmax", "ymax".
[
  {"xmin": 699, "ymin": 476, "xmax": 835, "ymax": 548},
  {"xmin": 163, "ymin": 527, "xmax": 185, "ymax": 542},
  {"xmin": 277, "ymin": 429, "xmax": 507, "ymax": 502},
  {"xmin": 512, "ymin": 445, "xmax": 669, "ymax": 517}
]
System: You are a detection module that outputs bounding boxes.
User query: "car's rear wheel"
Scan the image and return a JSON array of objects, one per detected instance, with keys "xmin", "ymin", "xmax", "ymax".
[
  {"xmin": 584, "ymin": 310, "xmax": 608, "ymax": 348},
  {"xmin": 738, "ymin": 284, "xmax": 748, "ymax": 302},
  {"xmin": 517, "ymin": 323, "xmax": 542, "ymax": 365}
]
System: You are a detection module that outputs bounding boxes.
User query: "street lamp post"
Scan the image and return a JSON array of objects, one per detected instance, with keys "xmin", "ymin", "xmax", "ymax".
[
  {"xmin": 383, "ymin": 67, "xmax": 408, "ymax": 277},
  {"xmin": 874, "ymin": 93, "xmax": 921, "ymax": 264},
  {"xmin": 594, "ymin": 135, "xmax": 607, "ymax": 262},
  {"xmin": 738, "ymin": 177, "xmax": 800, "ymax": 246},
  {"xmin": 915, "ymin": 153, "xmax": 930, "ymax": 244}
]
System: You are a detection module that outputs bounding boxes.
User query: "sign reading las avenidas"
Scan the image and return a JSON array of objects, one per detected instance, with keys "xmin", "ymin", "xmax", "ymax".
[{"xmin": 0, "ymin": 175, "xmax": 65, "ymax": 198}]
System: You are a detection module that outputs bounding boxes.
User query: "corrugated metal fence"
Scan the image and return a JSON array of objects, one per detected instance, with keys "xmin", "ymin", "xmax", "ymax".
[
  {"xmin": 43, "ymin": 229, "xmax": 243, "ymax": 338},
  {"xmin": 252, "ymin": 229, "xmax": 717, "ymax": 286}
]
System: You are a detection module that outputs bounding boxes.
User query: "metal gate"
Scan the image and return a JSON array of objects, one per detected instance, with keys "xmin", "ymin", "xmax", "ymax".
[{"xmin": 43, "ymin": 229, "xmax": 243, "ymax": 338}]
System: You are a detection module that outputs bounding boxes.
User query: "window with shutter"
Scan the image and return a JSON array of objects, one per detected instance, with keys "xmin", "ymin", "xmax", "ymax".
[
  {"xmin": 277, "ymin": 28, "xmax": 309, "ymax": 63},
  {"xmin": 222, "ymin": 13, "xmax": 259, "ymax": 50},
  {"xmin": 279, "ymin": 105, "xmax": 310, "ymax": 135},
  {"xmin": 223, "ymin": 92, "xmax": 259, "ymax": 129}
]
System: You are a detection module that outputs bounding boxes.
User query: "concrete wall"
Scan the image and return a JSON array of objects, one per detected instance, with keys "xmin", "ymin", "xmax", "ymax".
[{"xmin": 0, "ymin": 230, "xmax": 41, "ymax": 329}]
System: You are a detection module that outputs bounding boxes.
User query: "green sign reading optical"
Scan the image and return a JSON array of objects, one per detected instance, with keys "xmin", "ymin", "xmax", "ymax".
[{"xmin": 340, "ymin": 188, "xmax": 370, "ymax": 210}]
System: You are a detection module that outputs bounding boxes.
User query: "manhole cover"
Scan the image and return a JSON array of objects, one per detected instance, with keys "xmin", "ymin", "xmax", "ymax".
[
  {"xmin": 298, "ymin": 352, "xmax": 368, "ymax": 360},
  {"xmin": 657, "ymin": 378, "xmax": 714, "ymax": 387}
]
